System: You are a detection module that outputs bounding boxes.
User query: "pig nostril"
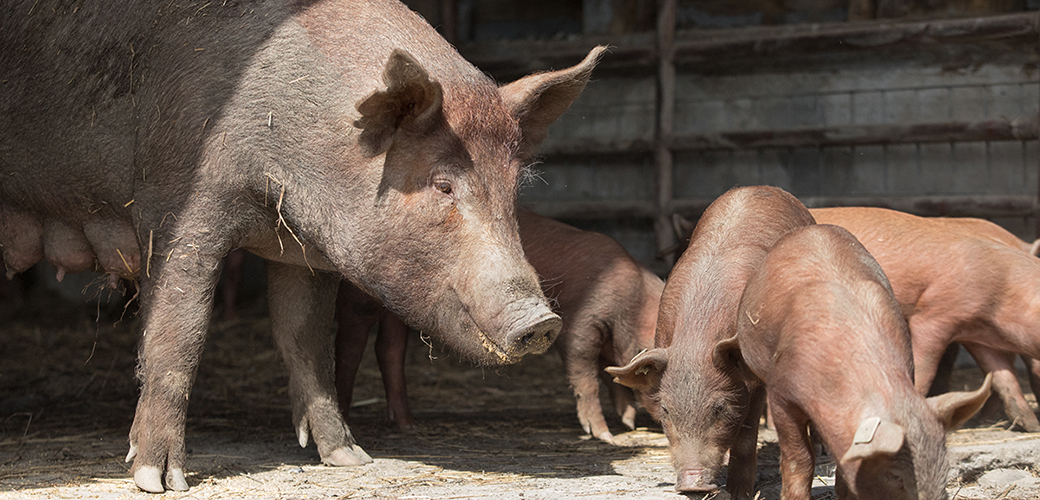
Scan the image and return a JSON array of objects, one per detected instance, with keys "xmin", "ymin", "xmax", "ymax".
[{"xmin": 519, "ymin": 331, "xmax": 536, "ymax": 345}]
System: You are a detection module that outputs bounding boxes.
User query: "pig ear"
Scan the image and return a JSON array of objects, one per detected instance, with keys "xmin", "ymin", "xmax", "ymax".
[
  {"xmin": 712, "ymin": 335, "xmax": 759, "ymax": 384},
  {"xmin": 605, "ymin": 348, "xmax": 667, "ymax": 393},
  {"xmin": 840, "ymin": 419, "xmax": 906, "ymax": 465},
  {"xmin": 354, "ymin": 50, "xmax": 444, "ymax": 157},
  {"xmin": 671, "ymin": 213, "xmax": 696, "ymax": 242},
  {"xmin": 499, "ymin": 46, "xmax": 607, "ymax": 159},
  {"xmin": 926, "ymin": 372, "xmax": 992, "ymax": 430}
]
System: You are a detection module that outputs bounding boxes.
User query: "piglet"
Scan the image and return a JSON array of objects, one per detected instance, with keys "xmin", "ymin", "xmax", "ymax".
[
  {"xmin": 607, "ymin": 185, "xmax": 815, "ymax": 498},
  {"xmin": 715, "ymin": 224, "xmax": 991, "ymax": 500},
  {"xmin": 813, "ymin": 207, "xmax": 1040, "ymax": 432}
]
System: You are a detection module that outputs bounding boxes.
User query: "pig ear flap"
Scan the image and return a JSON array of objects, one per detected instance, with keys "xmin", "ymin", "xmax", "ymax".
[
  {"xmin": 671, "ymin": 213, "xmax": 696, "ymax": 242},
  {"xmin": 712, "ymin": 335, "xmax": 758, "ymax": 384},
  {"xmin": 926, "ymin": 372, "xmax": 992, "ymax": 431},
  {"xmin": 605, "ymin": 348, "xmax": 667, "ymax": 393},
  {"xmin": 354, "ymin": 49, "xmax": 444, "ymax": 157},
  {"xmin": 499, "ymin": 46, "xmax": 607, "ymax": 159},
  {"xmin": 841, "ymin": 419, "xmax": 906, "ymax": 465}
]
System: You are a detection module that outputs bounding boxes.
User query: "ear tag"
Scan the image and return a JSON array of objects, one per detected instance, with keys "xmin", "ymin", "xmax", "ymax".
[
  {"xmin": 853, "ymin": 417, "xmax": 882, "ymax": 444},
  {"xmin": 636, "ymin": 366, "xmax": 650, "ymax": 376}
]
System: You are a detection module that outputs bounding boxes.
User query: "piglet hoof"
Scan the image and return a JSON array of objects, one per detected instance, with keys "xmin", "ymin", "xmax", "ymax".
[
  {"xmin": 676, "ymin": 469, "xmax": 720, "ymax": 493},
  {"xmin": 322, "ymin": 444, "xmax": 373, "ymax": 466},
  {"xmin": 621, "ymin": 406, "xmax": 637, "ymax": 431},
  {"xmin": 133, "ymin": 466, "xmax": 165, "ymax": 494},
  {"xmin": 595, "ymin": 431, "xmax": 616, "ymax": 445}
]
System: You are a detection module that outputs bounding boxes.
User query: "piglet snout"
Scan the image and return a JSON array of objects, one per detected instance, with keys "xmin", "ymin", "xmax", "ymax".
[{"xmin": 676, "ymin": 468, "xmax": 720, "ymax": 492}]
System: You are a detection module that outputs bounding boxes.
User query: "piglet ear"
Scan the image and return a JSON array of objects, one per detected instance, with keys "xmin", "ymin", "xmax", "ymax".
[
  {"xmin": 499, "ymin": 46, "xmax": 607, "ymax": 159},
  {"xmin": 354, "ymin": 50, "xmax": 444, "ymax": 157},
  {"xmin": 712, "ymin": 335, "xmax": 759, "ymax": 384},
  {"xmin": 841, "ymin": 419, "xmax": 906, "ymax": 465},
  {"xmin": 605, "ymin": 348, "xmax": 667, "ymax": 393},
  {"xmin": 926, "ymin": 372, "xmax": 992, "ymax": 431}
]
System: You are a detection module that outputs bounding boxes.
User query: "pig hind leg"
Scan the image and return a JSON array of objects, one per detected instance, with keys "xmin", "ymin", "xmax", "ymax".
[
  {"xmin": 268, "ymin": 262, "xmax": 371, "ymax": 467},
  {"xmin": 770, "ymin": 396, "xmax": 815, "ymax": 500},
  {"xmin": 965, "ymin": 343, "xmax": 1040, "ymax": 432}
]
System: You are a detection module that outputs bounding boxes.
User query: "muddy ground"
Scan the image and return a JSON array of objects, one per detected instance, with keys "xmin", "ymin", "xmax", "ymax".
[{"xmin": 1, "ymin": 271, "xmax": 1038, "ymax": 500}]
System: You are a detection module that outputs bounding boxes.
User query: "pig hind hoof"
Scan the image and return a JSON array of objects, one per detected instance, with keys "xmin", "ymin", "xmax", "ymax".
[
  {"xmin": 166, "ymin": 468, "xmax": 189, "ymax": 491},
  {"xmin": 596, "ymin": 431, "xmax": 616, "ymax": 445},
  {"xmin": 323, "ymin": 445, "xmax": 373, "ymax": 466}
]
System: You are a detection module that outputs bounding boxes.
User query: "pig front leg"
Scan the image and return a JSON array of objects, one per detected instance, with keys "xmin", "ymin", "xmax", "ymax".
[
  {"xmin": 770, "ymin": 397, "xmax": 814, "ymax": 500},
  {"xmin": 559, "ymin": 326, "xmax": 615, "ymax": 443},
  {"xmin": 267, "ymin": 262, "xmax": 372, "ymax": 467},
  {"xmin": 727, "ymin": 386, "xmax": 766, "ymax": 500},
  {"xmin": 127, "ymin": 246, "xmax": 223, "ymax": 493},
  {"xmin": 964, "ymin": 343, "xmax": 1040, "ymax": 432},
  {"xmin": 1027, "ymin": 356, "xmax": 1040, "ymax": 399}
]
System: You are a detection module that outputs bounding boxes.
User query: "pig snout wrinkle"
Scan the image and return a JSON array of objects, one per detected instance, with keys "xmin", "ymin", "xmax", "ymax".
[{"xmin": 506, "ymin": 312, "xmax": 562, "ymax": 357}]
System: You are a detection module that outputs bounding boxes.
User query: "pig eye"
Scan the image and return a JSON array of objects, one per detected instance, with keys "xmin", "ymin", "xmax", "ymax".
[{"xmin": 433, "ymin": 180, "xmax": 452, "ymax": 195}]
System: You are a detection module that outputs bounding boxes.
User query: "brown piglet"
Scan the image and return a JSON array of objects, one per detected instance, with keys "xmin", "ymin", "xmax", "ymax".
[
  {"xmin": 606, "ymin": 185, "xmax": 815, "ymax": 498},
  {"xmin": 716, "ymin": 224, "xmax": 991, "ymax": 500}
]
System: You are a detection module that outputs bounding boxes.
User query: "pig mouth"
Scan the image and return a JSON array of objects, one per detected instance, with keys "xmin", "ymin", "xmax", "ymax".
[{"xmin": 478, "ymin": 329, "xmax": 515, "ymax": 364}]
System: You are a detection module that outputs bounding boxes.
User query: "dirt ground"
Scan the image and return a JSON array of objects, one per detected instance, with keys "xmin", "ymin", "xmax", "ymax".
[{"xmin": 1, "ymin": 274, "xmax": 1038, "ymax": 500}]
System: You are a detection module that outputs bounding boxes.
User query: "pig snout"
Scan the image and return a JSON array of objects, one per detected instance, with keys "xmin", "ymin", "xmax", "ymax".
[
  {"xmin": 676, "ymin": 468, "xmax": 721, "ymax": 492},
  {"xmin": 504, "ymin": 309, "xmax": 562, "ymax": 357}
]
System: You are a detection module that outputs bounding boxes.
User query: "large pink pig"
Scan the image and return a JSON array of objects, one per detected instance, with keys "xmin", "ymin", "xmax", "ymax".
[
  {"xmin": 606, "ymin": 185, "xmax": 815, "ymax": 498},
  {"xmin": 1, "ymin": 0, "xmax": 605, "ymax": 491},
  {"xmin": 716, "ymin": 223, "xmax": 990, "ymax": 500}
]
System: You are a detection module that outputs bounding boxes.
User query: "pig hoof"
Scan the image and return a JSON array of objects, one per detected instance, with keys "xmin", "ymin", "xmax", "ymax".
[
  {"xmin": 125, "ymin": 443, "xmax": 138, "ymax": 463},
  {"xmin": 134, "ymin": 466, "xmax": 165, "ymax": 493},
  {"xmin": 596, "ymin": 431, "xmax": 615, "ymax": 444},
  {"xmin": 166, "ymin": 468, "xmax": 189, "ymax": 491},
  {"xmin": 322, "ymin": 445, "xmax": 373, "ymax": 466}
]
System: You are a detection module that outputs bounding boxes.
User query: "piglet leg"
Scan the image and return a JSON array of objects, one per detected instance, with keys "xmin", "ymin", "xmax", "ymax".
[
  {"xmin": 727, "ymin": 387, "xmax": 766, "ymax": 500},
  {"xmin": 965, "ymin": 343, "xmax": 1040, "ymax": 432},
  {"xmin": 268, "ymin": 262, "xmax": 371, "ymax": 466},
  {"xmin": 375, "ymin": 312, "xmax": 414, "ymax": 429},
  {"xmin": 770, "ymin": 396, "xmax": 814, "ymax": 500}
]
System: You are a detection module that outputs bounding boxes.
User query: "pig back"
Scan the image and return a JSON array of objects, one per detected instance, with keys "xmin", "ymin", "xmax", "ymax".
[{"xmin": 656, "ymin": 186, "xmax": 815, "ymax": 349}]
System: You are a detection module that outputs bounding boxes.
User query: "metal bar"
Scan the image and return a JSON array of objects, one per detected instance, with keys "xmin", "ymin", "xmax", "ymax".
[
  {"xmin": 671, "ymin": 194, "xmax": 1038, "ymax": 219},
  {"xmin": 521, "ymin": 200, "xmax": 656, "ymax": 220},
  {"xmin": 673, "ymin": 12, "xmax": 1040, "ymax": 61},
  {"xmin": 522, "ymin": 194, "xmax": 1037, "ymax": 221},
  {"xmin": 535, "ymin": 116, "xmax": 1038, "ymax": 156},
  {"xmin": 459, "ymin": 12, "xmax": 1040, "ymax": 77}
]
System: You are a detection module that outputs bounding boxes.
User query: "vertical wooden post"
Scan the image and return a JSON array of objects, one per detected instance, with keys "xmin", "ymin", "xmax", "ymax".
[
  {"xmin": 441, "ymin": 0, "xmax": 459, "ymax": 46},
  {"xmin": 654, "ymin": 0, "xmax": 677, "ymax": 263}
]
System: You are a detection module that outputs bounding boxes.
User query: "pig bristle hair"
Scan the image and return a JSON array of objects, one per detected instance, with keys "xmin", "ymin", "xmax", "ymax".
[
  {"xmin": 517, "ymin": 162, "xmax": 545, "ymax": 192},
  {"xmin": 538, "ymin": 274, "xmax": 564, "ymax": 310}
]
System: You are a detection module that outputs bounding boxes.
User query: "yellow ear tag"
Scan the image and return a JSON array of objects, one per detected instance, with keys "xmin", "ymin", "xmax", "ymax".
[
  {"xmin": 636, "ymin": 366, "xmax": 650, "ymax": 376},
  {"xmin": 853, "ymin": 417, "xmax": 882, "ymax": 444}
]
